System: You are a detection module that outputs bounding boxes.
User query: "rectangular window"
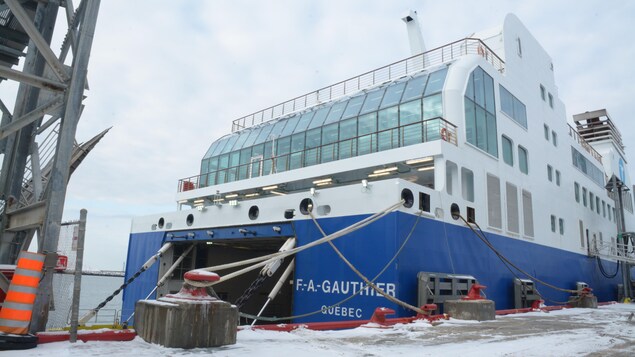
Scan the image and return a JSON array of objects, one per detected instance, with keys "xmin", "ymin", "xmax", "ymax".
[
  {"xmin": 544, "ymin": 124, "xmax": 550, "ymax": 140},
  {"xmin": 590, "ymin": 192, "xmax": 595, "ymax": 211},
  {"xmin": 548, "ymin": 93, "xmax": 554, "ymax": 108},
  {"xmin": 338, "ymin": 138, "xmax": 356, "ymax": 159},
  {"xmin": 556, "ymin": 170, "xmax": 561, "ymax": 186},
  {"xmin": 378, "ymin": 106, "xmax": 399, "ymax": 131},
  {"xmin": 596, "ymin": 197, "xmax": 600, "ymax": 214},
  {"xmin": 522, "ymin": 190, "xmax": 534, "ymax": 237},
  {"xmin": 582, "ymin": 187, "xmax": 587, "ymax": 207},
  {"xmin": 579, "ymin": 220, "xmax": 585, "ymax": 248},
  {"xmin": 506, "ymin": 182, "xmax": 520, "ymax": 233},
  {"xmin": 499, "ymin": 85, "xmax": 527, "ymax": 128},
  {"xmin": 487, "ymin": 174, "xmax": 502, "ymax": 229},
  {"xmin": 518, "ymin": 146, "xmax": 528, "ymax": 174},
  {"xmin": 321, "ymin": 123, "xmax": 339, "ymax": 145},
  {"xmin": 540, "ymin": 85, "xmax": 546, "ymax": 101},
  {"xmin": 550, "ymin": 215, "xmax": 556, "ymax": 232},
  {"xmin": 608, "ymin": 205, "xmax": 612, "ymax": 221},
  {"xmin": 462, "ymin": 168, "xmax": 475, "ymax": 202},
  {"xmin": 358, "ymin": 112, "xmax": 377, "ymax": 135},
  {"xmin": 547, "ymin": 165, "xmax": 553, "ymax": 182},
  {"xmin": 305, "ymin": 128, "xmax": 321, "ymax": 149},
  {"xmin": 559, "ymin": 218, "xmax": 564, "ymax": 235},
  {"xmin": 419, "ymin": 192, "xmax": 431, "ymax": 212},
  {"xmin": 399, "ymin": 99, "xmax": 422, "ymax": 125},
  {"xmin": 502, "ymin": 135, "xmax": 513, "ymax": 166},
  {"xmin": 574, "ymin": 182, "xmax": 580, "ymax": 202},
  {"xmin": 552, "ymin": 131, "xmax": 558, "ymax": 146},
  {"xmin": 339, "ymin": 117, "xmax": 357, "ymax": 140},
  {"xmin": 602, "ymin": 200, "xmax": 606, "ymax": 217},
  {"xmin": 423, "ymin": 93, "xmax": 442, "ymax": 120}
]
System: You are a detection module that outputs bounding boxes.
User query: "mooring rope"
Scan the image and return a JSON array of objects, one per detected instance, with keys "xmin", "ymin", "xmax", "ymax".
[
  {"xmin": 460, "ymin": 215, "xmax": 579, "ymax": 294},
  {"xmin": 240, "ymin": 206, "xmax": 423, "ymax": 322},
  {"xmin": 184, "ymin": 200, "xmax": 405, "ymax": 288},
  {"xmin": 309, "ymin": 210, "xmax": 426, "ymax": 315}
]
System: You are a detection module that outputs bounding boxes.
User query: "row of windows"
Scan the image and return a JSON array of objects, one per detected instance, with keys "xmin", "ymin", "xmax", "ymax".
[
  {"xmin": 202, "ymin": 102, "xmax": 447, "ymax": 186},
  {"xmin": 547, "ymin": 165, "xmax": 561, "ymax": 186},
  {"xmin": 574, "ymin": 182, "xmax": 616, "ymax": 222},
  {"xmin": 571, "ymin": 147, "xmax": 604, "ymax": 187},
  {"xmin": 501, "ymin": 135, "xmax": 529, "ymax": 174},
  {"xmin": 487, "ymin": 173, "xmax": 534, "ymax": 237},
  {"xmin": 550, "ymin": 215, "xmax": 565, "ymax": 235},
  {"xmin": 203, "ymin": 68, "xmax": 448, "ymax": 160},
  {"xmin": 539, "ymin": 84, "xmax": 554, "ymax": 108},
  {"xmin": 201, "ymin": 68, "xmax": 449, "ymax": 185},
  {"xmin": 543, "ymin": 124, "xmax": 557, "ymax": 146}
]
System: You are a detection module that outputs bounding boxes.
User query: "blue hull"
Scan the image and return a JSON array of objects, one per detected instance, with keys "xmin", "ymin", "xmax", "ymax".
[{"xmin": 122, "ymin": 211, "xmax": 622, "ymax": 324}]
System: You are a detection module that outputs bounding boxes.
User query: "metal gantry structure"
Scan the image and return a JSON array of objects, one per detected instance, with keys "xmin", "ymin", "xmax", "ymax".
[{"xmin": 0, "ymin": 0, "xmax": 101, "ymax": 332}]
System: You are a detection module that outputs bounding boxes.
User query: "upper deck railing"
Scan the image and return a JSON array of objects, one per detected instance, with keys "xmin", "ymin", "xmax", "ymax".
[
  {"xmin": 568, "ymin": 124, "xmax": 602, "ymax": 163},
  {"xmin": 231, "ymin": 38, "xmax": 504, "ymax": 132}
]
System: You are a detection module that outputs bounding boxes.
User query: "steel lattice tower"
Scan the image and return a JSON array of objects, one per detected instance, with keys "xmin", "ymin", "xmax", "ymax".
[{"xmin": 0, "ymin": 0, "xmax": 101, "ymax": 332}]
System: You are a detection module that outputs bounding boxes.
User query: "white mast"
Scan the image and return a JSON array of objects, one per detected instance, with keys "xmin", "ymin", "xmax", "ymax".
[{"xmin": 401, "ymin": 10, "xmax": 426, "ymax": 56}]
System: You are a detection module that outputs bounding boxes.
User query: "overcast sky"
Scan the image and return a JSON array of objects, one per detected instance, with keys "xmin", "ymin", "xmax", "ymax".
[{"xmin": 19, "ymin": 0, "xmax": 633, "ymax": 270}]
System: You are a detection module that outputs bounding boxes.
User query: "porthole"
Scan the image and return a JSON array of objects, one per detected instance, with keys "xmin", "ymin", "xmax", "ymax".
[
  {"xmin": 158, "ymin": 217, "xmax": 165, "ymax": 229},
  {"xmin": 401, "ymin": 189, "xmax": 414, "ymax": 208},
  {"xmin": 248, "ymin": 205, "xmax": 259, "ymax": 220},
  {"xmin": 299, "ymin": 198, "xmax": 314, "ymax": 215},
  {"xmin": 450, "ymin": 203, "xmax": 460, "ymax": 220},
  {"xmin": 317, "ymin": 205, "xmax": 331, "ymax": 216},
  {"xmin": 186, "ymin": 214, "xmax": 194, "ymax": 226}
]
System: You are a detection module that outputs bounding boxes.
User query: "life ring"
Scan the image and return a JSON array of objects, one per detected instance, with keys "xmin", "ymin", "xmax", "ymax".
[
  {"xmin": 441, "ymin": 128, "xmax": 448, "ymax": 141},
  {"xmin": 477, "ymin": 45, "xmax": 485, "ymax": 56}
]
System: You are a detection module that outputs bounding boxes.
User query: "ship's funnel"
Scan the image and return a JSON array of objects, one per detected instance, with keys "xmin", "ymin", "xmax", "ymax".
[{"xmin": 401, "ymin": 10, "xmax": 426, "ymax": 56}]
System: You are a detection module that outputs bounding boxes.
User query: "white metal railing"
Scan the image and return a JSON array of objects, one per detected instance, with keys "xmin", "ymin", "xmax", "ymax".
[
  {"xmin": 568, "ymin": 124, "xmax": 602, "ymax": 164},
  {"xmin": 590, "ymin": 237, "xmax": 635, "ymax": 264},
  {"xmin": 231, "ymin": 38, "xmax": 504, "ymax": 132},
  {"xmin": 70, "ymin": 308, "xmax": 121, "ymax": 326}
]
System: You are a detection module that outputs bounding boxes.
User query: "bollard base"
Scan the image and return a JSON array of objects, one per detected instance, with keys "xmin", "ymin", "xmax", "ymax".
[
  {"xmin": 135, "ymin": 297, "xmax": 238, "ymax": 348},
  {"xmin": 445, "ymin": 299, "xmax": 496, "ymax": 321},
  {"xmin": 568, "ymin": 295, "xmax": 598, "ymax": 308}
]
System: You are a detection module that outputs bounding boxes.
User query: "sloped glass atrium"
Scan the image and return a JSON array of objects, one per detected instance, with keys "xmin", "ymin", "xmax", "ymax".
[{"xmin": 200, "ymin": 66, "xmax": 449, "ymax": 187}]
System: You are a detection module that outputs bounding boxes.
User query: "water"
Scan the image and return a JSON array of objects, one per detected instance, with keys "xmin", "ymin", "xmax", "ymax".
[{"xmin": 48, "ymin": 273, "xmax": 124, "ymax": 329}]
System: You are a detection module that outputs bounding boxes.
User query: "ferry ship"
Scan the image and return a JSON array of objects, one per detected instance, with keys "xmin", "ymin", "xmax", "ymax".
[{"xmin": 122, "ymin": 13, "xmax": 635, "ymax": 325}]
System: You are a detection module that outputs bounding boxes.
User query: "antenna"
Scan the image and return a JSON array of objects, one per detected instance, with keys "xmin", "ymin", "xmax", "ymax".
[{"xmin": 401, "ymin": 10, "xmax": 426, "ymax": 56}]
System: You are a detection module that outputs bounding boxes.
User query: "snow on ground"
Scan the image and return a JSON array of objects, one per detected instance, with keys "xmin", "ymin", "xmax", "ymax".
[{"xmin": 16, "ymin": 303, "xmax": 635, "ymax": 357}]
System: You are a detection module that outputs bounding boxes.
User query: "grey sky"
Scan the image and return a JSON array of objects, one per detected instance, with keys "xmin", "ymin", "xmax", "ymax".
[{"xmin": 39, "ymin": 0, "xmax": 635, "ymax": 270}]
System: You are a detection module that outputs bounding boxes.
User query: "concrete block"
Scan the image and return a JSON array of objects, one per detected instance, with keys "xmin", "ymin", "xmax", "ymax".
[
  {"xmin": 444, "ymin": 299, "xmax": 496, "ymax": 321},
  {"xmin": 135, "ymin": 297, "xmax": 238, "ymax": 348},
  {"xmin": 567, "ymin": 295, "xmax": 598, "ymax": 308}
]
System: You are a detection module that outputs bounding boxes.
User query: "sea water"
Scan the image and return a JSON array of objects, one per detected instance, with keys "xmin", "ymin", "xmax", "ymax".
[{"xmin": 47, "ymin": 273, "xmax": 124, "ymax": 329}]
